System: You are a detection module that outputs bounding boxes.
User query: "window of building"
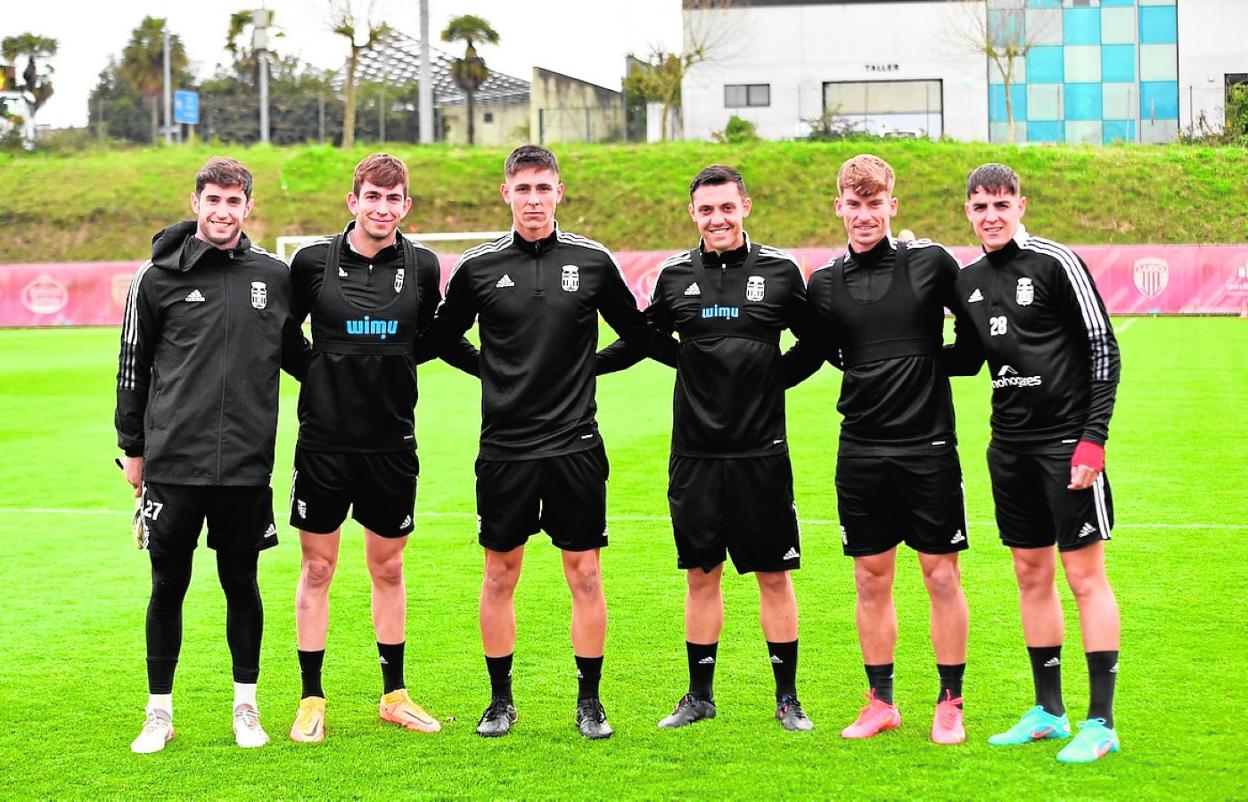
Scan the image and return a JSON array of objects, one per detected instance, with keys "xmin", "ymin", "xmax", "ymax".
[
  {"xmin": 724, "ymin": 84, "xmax": 770, "ymax": 108},
  {"xmin": 483, "ymin": 112, "xmax": 494, "ymax": 123},
  {"xmin": 823, "ymin": 79, "xmax": 944, "ymax": 138}
]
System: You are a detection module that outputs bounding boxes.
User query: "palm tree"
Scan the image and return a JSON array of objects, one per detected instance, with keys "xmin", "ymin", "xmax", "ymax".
[
  {"xmin": 120, "ymin": 16, "xmax": 187, "ymax": 144},
  {"xmin": 328, "ymin": 0, "xmax": 389, "ymax": 149},
  {"xmin": 1, "ymin": 33, "xmax": 58, "ymax": 125},
  {"xmin": 441, "ymin": 15, "xmax": 499, "ymax": 146}
]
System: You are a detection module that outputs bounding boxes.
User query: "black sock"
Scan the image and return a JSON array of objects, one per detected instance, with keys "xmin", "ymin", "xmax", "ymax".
[
  {"xmin": 298, "ymin": 649, "xmax": 325, "ymax": 699},
  {"xmin": 575, "ymin": 655, "xmax": 603, "ymax": 702},
  {"xmin": 865, "ymin": 663, "xmax": 895, "ymax": 704},
  {"xmin": 937, "ymin": 663, "xmax": 965, "ymax": 707},
  {"xmin": 486, "ymin": 653, "xmax": 513, "ymax": 702},
  {"xmin": 377, "ymin": 641, "xmax": 405, "ymax": 694},
  {"xmin": 1086, "ymin": 650, "xmax": 1118, "ymax": 728},
  {"xmin": 767, "ymin": 640, "xmax": 798, "ymax": 700},
  {"xmin": 686, "ymin": 641, "xmax": 718, "ymax": 701},
  {"xmin": 1027, "ymin": 645, "xmax": 1065, "ymax": 716}
]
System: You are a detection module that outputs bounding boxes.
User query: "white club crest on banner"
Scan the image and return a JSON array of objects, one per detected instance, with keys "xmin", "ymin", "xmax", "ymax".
[{"xmin": 1133, "ymin": 258, "xmax": 1169, "ymax": 299}]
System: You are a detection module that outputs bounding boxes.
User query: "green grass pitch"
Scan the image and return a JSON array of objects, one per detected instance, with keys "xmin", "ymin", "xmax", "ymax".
[{"xmin": 0, "ymin": 318, "xmax": 1244, "ymax": 800}]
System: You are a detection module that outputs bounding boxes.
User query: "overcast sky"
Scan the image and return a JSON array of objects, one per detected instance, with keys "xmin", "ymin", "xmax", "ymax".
[{"xmin": 4, "ymin": 0, "xmax": 684, "ymax": 129}]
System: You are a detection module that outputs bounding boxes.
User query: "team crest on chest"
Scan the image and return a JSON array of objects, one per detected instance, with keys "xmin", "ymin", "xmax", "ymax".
[
  {"xmin": 745, "ymin": 275, "xmax": 765, "ymax": 302},
  {"xmin": 394, "ymin": 268, "xmax": 405, "ymax": 293},
  {"xmin": 250, "ymin": 281, "xmax": 268, "ymax": 310},
  {"xmin": 1015, "ymin": 277, "xmax": 1034, "ymax": 306},
  {"xmin": 561, "ymin": 264, "xmax": 580, "ymax": 292}
]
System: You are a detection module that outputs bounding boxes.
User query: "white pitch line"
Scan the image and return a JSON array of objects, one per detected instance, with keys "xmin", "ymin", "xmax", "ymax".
[
  {"xmin": 1, "ymin": 508, "xmax": 1242, "ymax": 530},
  {"xmin": 1115, "ymin": 318, "xmax": 1138, "ymax": 334}
]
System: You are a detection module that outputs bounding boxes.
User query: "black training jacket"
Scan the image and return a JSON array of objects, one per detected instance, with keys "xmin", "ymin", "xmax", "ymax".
[
  {"xmin": 115, "ymin": 221, "xmax": 307, "ymax": 486},
  {"xmin": 432, "ymin": 224, "xmax": 655, "ymax": 460},
  {"xmin": 598, "ymin": 235, "xmax": 819, "ymax": 458},
  {"xmin": 787, "ymin": 237, "xmax": 969, "ymax": 455},
  {"xmin": 946, "ymin": 227, "xmax": 1120, "ymax": 452},
  {"xmin": 291, "ymin": 224, "xmax": 478, "ymax": 453}
]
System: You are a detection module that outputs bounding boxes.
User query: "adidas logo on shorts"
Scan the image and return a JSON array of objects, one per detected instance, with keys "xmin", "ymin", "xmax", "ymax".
[
  {"xmin": 950, "ymin": 530, "xmax": 966, "ymax": 545},
  {"xmin": 400, "ymin": 514, "xmax": 413, "ymax": 529},
  {"xmin": 296, "ymin": 499, "xmax": 307, "ymax": 519},
  {"xmin": 1043, "ymin": 657, "xmax": 1060, "ymax": 668},
  {"xmin": 782, "ymin": 547, "xmax": 799, "ymax": 561},
  {"xmin": 1078, "ymin": 522, "xmax": 1096, "ymax": 538},
  {"xmin": 264, "ymin": 523, "xmax": 277, "ymax": 539},
  {"xmin": 496, "ymin": 274, "xmax": 515, "ymax": 288}
]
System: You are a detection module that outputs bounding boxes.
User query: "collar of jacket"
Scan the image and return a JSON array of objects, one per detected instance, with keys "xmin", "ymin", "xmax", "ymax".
[
  {"xmin": 698, "ymin": 230, "xmax": 753, "ymax": 267},
  {"xmin": 512, "ymin": 221, "xmax": 560, "ymax": 256},
  {"xmin": 984, "ymin": 225, "xmax": 1029, "ymax": 267},
  {"xmin": 341, "ymin": 220, "xmax": 405, "ymax": 260},
  {"xmin": 150, "ymin": 220, "xmax": 253, "ymax": 272},
  {"xmin": 846, "ymin": 234, "xmax": 896, "ymax": 268}
]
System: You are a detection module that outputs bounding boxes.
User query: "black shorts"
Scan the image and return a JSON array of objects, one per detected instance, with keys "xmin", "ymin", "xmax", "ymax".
[
  {"xmin": 475, "ymin": 445, "xmax": 609, "ymax": 553},
  {"xmin": 987, "ymin": 445, "xmax": 1113, "ymax": 552},
  {"xmin": 836, "ymin": 451, "xmax": 969, "ymax": 557},
  {"xmin": 290, "ymin": 448, "xmax": 418, "ymax": 539},
  {"xmin": 140, "ymin": 482, "xmax": 277, "ymax": 554},
  {"xmin": 669, "ymin": 453, "xmax": 801, "ymax": 575}
]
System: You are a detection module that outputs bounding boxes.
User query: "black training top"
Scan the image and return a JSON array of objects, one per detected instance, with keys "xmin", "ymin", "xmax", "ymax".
[
  {"xmin": 432, "ymin": 223, "xmax": 655, "ymax": 460},
  {"xmin": 291, "ymin": 223, "xmax": 478, "ymax": 452},
  {"xmin": 947, "ymin": 227, "xmax": 1120, "ymax": 452},
  {"xmin": 599, "ymin": 234, "xmax": 819, "ymax": 457}
]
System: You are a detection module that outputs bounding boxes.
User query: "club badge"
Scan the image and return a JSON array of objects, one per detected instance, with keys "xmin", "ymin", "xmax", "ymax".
[
  {"xmin": 250, "ymin": 281, "xmax": 267, "ymax": 310},
  {"xmin": 394, "ymin": 268, "xmax": 405, "ymax": 294},
  {"xmin": 746, "ymin": 275, "xmax": 765, "ymax": 302},
  {"xmin": 561, "ymin": 265, "xmax": 580, "ymax": 292},
  {"xmin": 1015, "ymin": 277, "xmax": 1033, "ymax": 306}
]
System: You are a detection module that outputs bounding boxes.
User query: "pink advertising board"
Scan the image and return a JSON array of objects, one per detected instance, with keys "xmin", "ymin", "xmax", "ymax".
[{"xmin": 3, "ymin": 244, "xmax": 1248, "ymax": 327}]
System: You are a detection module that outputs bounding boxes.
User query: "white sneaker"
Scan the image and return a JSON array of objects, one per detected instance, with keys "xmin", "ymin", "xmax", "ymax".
[
  {"xmin": 232, "ymin": 703, "xmax": 270, "ymax": 748},
  {"xmin": 131, "ymin": 708, "xmax": 174, "ymax": 753}
]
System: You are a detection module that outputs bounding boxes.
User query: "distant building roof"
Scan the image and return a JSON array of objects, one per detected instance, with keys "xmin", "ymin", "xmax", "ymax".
[{"xmin": 345, "ymin": 29, "xmax": 530, "ymax": 107}]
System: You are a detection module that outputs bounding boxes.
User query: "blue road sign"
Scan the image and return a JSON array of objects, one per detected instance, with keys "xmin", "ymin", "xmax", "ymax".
[{"xmin": 174, "ymin": 90, "xmax": 199, "ymax": 125}]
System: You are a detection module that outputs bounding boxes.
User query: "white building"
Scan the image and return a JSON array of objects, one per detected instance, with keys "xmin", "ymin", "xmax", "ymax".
[{"xmin": 680, "ymin": 0, "xmax": 1246, "ymax": 144}]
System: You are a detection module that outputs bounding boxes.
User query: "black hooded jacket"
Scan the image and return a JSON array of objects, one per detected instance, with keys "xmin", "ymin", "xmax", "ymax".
[{"xmin": 115, "ymin": 221, "xmax": 307, "ymax": 486}]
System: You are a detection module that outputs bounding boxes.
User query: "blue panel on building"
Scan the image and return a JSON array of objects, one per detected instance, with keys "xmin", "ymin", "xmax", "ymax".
[
  {"xmin": 990, "ymin": 84, "xmax": 1028, "ymax": 123},
  {"xmin": 1103, "ymin": 120, "xmax": 1135, "ymax": 144},
  {"xmin": 1100, "ymin": 0, "xmax": 1134, "ymax": 7},
  {"xmin": 1139, "ymin": 6, "xmax": 1178, "ymax": 45},
  {"xmin": 1065, "ymin": 83, "xmax": 1103, "ymax": 121},
  {"xmin": 1028, "ymin": 121, "xmax": 1063, "ymax": 143},
  {"xmin": 1027, "ymin": 47, "xmax": 1065, "ymax": 83},
  {"xmin": 1140, "ymin": 81, "xmax": 1179, "ymax": 120},
  {"xmin": 1101, "ymin": 45, "xmax": 1135, "ymax": 83},
  {"xmin": 1027, "ymin": 0, "xmax": 1061, "ymax": 8},
  {"xmin": 1063, "ymin": 8, "xmax": 1101, "ymax": 45}
]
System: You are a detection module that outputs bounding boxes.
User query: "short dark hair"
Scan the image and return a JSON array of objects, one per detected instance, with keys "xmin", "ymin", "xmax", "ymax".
[
  {"xmin": 195, "ymin": 157, "xmax": 253, "ymax": 199},
  {"xmin": 966, "ymin": 163, "xmax": 1021, "ymax": 197},
  {"xmin": 689, "ymin": 164, "xmax": 747, "ymax": 198},
  {"xmin": 353, "ymin": 152, "xmax": 409, "ymax": 196},
  {"xmin": 504, "ymin": 145, "xmax": 559, "ymax": 179}
]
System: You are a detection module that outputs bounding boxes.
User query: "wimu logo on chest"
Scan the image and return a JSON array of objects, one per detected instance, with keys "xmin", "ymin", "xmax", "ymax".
[
  {"xmin": 345, "ymin": 315, "xmax": 400, "ymax": 339},
  {"xmin": 701, "ymin": 305, "xmax": 740, "ymax": 320}
]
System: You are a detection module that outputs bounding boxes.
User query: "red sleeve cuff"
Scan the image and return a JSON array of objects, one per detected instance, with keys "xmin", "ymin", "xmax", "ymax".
[{"xmin": 1071, "ymin": 440, "xmax": 1105, "ymax": 473}]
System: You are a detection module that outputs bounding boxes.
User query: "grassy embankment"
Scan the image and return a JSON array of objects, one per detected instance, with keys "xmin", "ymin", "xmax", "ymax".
[{"xmin": 1, "ymin": 139, "xmax": 1246, "ymax": 263}]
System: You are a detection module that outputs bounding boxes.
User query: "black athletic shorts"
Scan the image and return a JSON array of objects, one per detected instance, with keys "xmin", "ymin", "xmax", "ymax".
[
  {"xmin": 836, "ymin": 450, "xmax": 968, "ymax": 557},
  {"xmin": 669, "ymin": 453, "xmax": 801, "ymax": 575},
  {"xmin": 290, "ymin": 447, "xmax": 418, "ymax": 539},
  {"xmin": 140, "ymin": 481, "xmax": 277, "ymax": 554},
  {"xmin": 475, "ymin": 445, "xmax": 609, "ymax": 553},
  {"xmin": 987, "ymin": 445, "xmax": 1113, "ymax": 552}
]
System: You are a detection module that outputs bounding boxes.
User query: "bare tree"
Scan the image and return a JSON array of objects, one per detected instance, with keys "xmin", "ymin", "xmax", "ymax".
[
  {"xmin": 624, "ymin": 0, "xmax": 742, "ymax": 141},
  {"xmin": 947, "ymin": 0, "xmax": 1054, "ymax": 143},
  {"xmin": 328, "ymin": 0, "xmax": 390, "ymax": 149}
]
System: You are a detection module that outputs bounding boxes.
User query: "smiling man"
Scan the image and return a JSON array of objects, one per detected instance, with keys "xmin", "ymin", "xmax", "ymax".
[
  {"xmin": 433, "ymin": 145, "xmax": 658, "ymax": 739},
  {"xmin": 949, "ymin": 163, "xmax": 1122, "ymax": 764},
  {"xmin": 285, "ymin": 153, "xmax": 478, "ymax": 743},
  {"xmin": 599, "ymin": 164, "xmax": 821, "ymax": 732},
  {"xmin": 785, "ymin": 154, "xmax": 974, "ymax": 744},
  {"xmin": 116, "ymin": 157, "xmax": 307, "ymax": 753}
]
